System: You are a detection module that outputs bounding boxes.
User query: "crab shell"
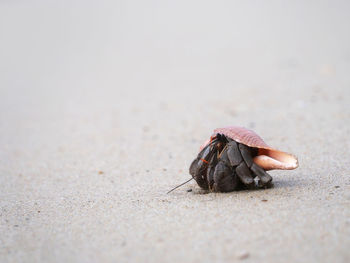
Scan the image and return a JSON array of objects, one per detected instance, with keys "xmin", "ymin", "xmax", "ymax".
[{"xmin": 200, "ymin": 126, "xmax": 298, "ymax": 171}]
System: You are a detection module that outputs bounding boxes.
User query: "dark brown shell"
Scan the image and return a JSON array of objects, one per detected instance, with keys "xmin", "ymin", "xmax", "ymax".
[{"xmin": 208, "ymin": 126, "xmax": 298, "ymax": 171}]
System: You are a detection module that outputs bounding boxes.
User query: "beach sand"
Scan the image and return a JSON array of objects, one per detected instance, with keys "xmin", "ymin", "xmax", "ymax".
[{"xmin": 1, "ymin": 1, "xmax": 349, "ymax": 262}]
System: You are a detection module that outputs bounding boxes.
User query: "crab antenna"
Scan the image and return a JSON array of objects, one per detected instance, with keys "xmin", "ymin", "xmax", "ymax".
[{"xmin": 166, "ymin": 178, "xmax": 194, "ymax": 194}]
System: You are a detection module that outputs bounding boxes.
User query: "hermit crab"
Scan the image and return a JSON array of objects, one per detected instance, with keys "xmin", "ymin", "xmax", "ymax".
[{"xmin": 168, "ymin": 126, "xmax": 298, "ymax": 193}]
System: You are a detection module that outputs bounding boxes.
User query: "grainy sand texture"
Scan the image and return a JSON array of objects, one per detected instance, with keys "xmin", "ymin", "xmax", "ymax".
[{"xmin": 1, "ymin": 1, "xmax": 350, "ymax": 263}]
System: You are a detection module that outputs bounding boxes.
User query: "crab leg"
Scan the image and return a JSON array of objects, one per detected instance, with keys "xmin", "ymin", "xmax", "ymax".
[
  {"xmin": 212, "ymin": 143, "xmax": 240, "ymax": 192},
  {"xmin": 235, "ymin": 162, "xmax": 254, "ymax": 185},
  {"xmin": 206, "ymin": 152, "xmax": 218, "ymax": 190},
  {"xmin": 189, "ymin": 138, "xmax": 220, "ymax": 190},
  {"xmin": 213, "ymin": 161, "xmax": 238, "ymax": 192},
  {"xmin": 226, "ymin": 141, "xmax": 242, "ymax": 166},
  {"xmin": 225, "ymin": 141, "xmax": 254, "ymax": 185},
  {"xmin": 250, "ymin": 163, "xmax": 272, "ymax": 185}
]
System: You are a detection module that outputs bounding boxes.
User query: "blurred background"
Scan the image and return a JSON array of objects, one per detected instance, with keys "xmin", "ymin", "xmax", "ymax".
[
  {"xmin": 1, "ymin": 1, "xmax": 349, "ymax": 262},
  {"xmin": 1, "ymin": 0, "xmax": 349, "ymax": 124},
  {"xmin": 1, "ymin": 0, "xmax": 349, "ymax": 170}
]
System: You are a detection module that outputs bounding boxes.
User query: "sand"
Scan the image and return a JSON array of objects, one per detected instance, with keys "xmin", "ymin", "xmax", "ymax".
[{"xmin": 1, "ymin": 1, "xmax": 349, "ymax": 262}]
